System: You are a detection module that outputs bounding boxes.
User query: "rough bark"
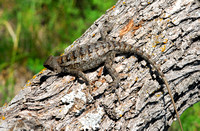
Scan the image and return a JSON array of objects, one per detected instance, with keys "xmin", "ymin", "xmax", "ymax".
[{"xmin": 0, "ymin": 0, "xmax": 200, "ymax": 130}]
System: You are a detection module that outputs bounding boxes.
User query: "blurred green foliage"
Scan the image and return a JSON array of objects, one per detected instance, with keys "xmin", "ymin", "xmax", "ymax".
[
  {"xmin": 170, "ymin": 102, "xmax": 200, "ymax": 131},
  {"xmin": 0, "ymin": 0, "xmax": 116, "ymax": 73},
  {"xmin": 0, "ymin": 0, "xmax": 116, "ymax": 105},
  {"xmin": 0, "ymin": 0, "xmax": 199, "ymax": 130}
]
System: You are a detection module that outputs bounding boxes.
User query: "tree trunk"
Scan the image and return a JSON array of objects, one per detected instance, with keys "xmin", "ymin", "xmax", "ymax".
[{"xmin": 0, "ymin": 0, "xmax": 200, "ymax": 130}]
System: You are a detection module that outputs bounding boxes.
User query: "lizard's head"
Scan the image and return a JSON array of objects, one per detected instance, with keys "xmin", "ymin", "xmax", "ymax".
[{"xmin": 43, "ymin": 55, "xmax": 61, "ymax": 73}]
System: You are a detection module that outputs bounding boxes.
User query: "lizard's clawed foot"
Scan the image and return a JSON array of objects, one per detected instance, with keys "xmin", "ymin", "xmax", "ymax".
[
  {"xmin": 84, "ymin": 84, "xmax": 95, "ymax": 104},
  {"xmin": 104, "ymin": 81, "xmax": 121, "ymax": 104}
]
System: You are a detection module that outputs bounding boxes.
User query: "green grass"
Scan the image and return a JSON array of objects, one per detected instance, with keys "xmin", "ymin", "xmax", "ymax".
[
  {"xmin": 170, "ymin": 102, "xmax": 200, "ymax": 131},
  {"xmin": 0, "ymin": 0, "xmax": 116, "ymax": 106}
]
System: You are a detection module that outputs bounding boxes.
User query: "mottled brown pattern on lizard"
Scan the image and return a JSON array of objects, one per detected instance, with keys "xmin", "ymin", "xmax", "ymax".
[
  {"xmin": 44, "ymin": 41, "xmax": 160, "ymax": 84},
  {"xmin": 43, "ymin": 39, "xmax": 183, "ymax": 131}
]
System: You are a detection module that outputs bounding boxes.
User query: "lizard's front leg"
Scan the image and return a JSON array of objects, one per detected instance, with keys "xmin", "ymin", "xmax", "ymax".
[
  {"xmin": 65, "ymin": 69, "xmax": 90, "ymax": 85},
  {"xmin": 62, "ymin": 68, "xmax": 93, "ymax": 103}
]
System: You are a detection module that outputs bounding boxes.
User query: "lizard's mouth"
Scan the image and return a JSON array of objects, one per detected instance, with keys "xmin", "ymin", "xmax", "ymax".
[{"xmin": 43, "ymin": 64, "xmax": 54, "ymax": 71}]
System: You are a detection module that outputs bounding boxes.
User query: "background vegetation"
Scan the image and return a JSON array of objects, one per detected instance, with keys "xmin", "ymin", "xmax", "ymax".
[{"xmin": 0, "ymin": 0, "xmax": 199, "ymax": 130}]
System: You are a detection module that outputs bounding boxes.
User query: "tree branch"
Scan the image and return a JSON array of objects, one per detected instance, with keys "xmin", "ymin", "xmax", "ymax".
[{"xmin": 0, "ymin": 0, "xmax": 200, "ymax": 130}]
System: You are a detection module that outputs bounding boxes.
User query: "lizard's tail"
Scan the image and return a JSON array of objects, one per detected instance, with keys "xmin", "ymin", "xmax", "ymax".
[{"xmin": 130, "ymin": 47, "xmax": 183, "ymax": 131}]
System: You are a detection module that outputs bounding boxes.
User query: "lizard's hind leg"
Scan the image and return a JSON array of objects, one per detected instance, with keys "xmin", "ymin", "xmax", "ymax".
[{"xmin": 104, "ymin": 51, "xmax": 121, "ymax": 103}]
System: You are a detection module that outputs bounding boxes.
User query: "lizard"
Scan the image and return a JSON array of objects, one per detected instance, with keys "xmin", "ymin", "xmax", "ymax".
[{"xmin": 43, "ymin": 30, "xmax": 183, "ymax": 131}]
